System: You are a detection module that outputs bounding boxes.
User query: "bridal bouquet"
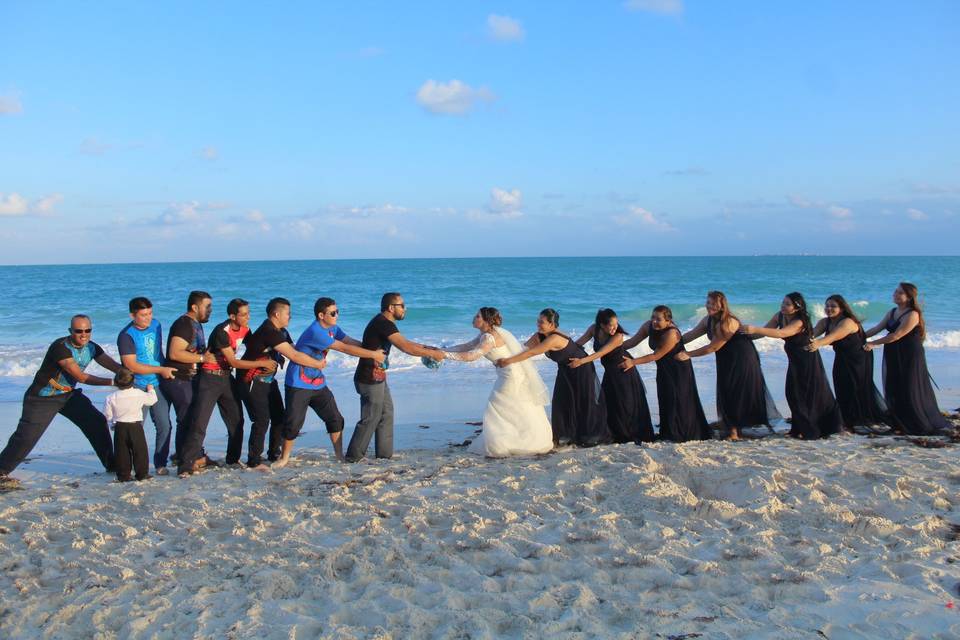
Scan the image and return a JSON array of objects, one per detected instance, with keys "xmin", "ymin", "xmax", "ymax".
[{"xmin": 421, "ymin": 356, "xmax": 443, "ymax": 370}]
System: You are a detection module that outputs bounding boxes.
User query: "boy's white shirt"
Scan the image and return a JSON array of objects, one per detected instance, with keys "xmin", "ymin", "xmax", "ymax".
[{"xmin": 104, "ymin": 387, "xmax": 158, "ymax": 427}]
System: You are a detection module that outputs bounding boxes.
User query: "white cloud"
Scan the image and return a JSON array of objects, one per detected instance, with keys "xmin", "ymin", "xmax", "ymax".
[
  {"xmin": 157, "ymin": 205, "xmax": 200, "ymax": 226},
  {"xmin": 286, "ymin": 219, "xmax": 316, "ymax": 238},
  {"xmin": 907, "ymin": 207, "xmax": 929, "ymax": 221},
  {"xmin": 487, "ymin": 14, "xmax": 525, "ymax": 42},
  {"xmin": 787, "ymin": 194, "xmax": 821, "ymax": 208},
  {"xmin": 0, "ymin": 192, "xmax": 64, "ymax": 216},
  {"xmin": 0, "ymin": 193, "xmax": 28, "ymax": 216},
  {"xmin": 829, "ymin": 220, "xmax": 855, "ymax": 233},
  {"xmin": 245, "ymin": 209, "xmax": 271, "ymax": 232},
  {"xmin": 415, "ymin": 79, "xmax": 495, "ymax": 115},
  {"xmin": 624, "ymin": 0, "xmax": 684, "ymax": 15},
  {"xmin": 33, "ymin": 193, "xmax": 63, "ymax": 214},
  {"xmin": 827, "ymin": 205, "xmax": 852, "ymax": 219},
  {"xmin": 487, "ymin": 188, "xmax": 523, "ymax": 217},
  {"xmin": 612, "ymin": 206, "xmax": 676, "ymax": 232},
  {"xmin": 0, "ymin": 92, "xmax": 23, "ymax": 115},
  {"xmin": 199, "ymin": 146, "xmax": 219, "ymax": 161}
]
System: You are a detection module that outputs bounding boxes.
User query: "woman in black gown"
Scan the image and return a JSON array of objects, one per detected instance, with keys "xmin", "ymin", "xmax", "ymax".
[
  {"xmin": 569, "ymin": 309, "xmax": 654, "ymax": 444},
  {"xmin": 807, "ymin": 294, "xmax": 891, "ymax": 433},
  {"xmin": 620, "ymin": 306, "xmax": 711, "ymax": 442},
  {"xmin": 680, "ymin": 291, "xmax": 781, "ymax": 440},
  {"xmin": 496, "ymin": 309, "xmax": 612, "ymax": 447},
  {"xmin": 863, "ymin": 282, "xmax": 948, "ymax": 435},
  {"xmin": 741, "ymin": 292, "xmax": 841, "ymax": 439}
]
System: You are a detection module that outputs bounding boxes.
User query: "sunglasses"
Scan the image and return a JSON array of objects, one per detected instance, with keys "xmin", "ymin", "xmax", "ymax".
[
  {"xmin": 71, "ymin": 328, "xmax": 92, "ymax": 334},
  {"xmin": 327, "ymin": 310, "xmax": 339, "ymax": 316},
  {"xmin": 391, "ymin": 303, "xmax": 406, "ymax": 309}
]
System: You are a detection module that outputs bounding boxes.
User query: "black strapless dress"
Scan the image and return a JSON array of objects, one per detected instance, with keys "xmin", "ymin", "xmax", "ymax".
[
  {"xmin": 542, "ymin": 333, "xmax": 612, "ymax": 447},
  {"xmin": 709, "ymin": 318, "xmax": 781, "ymax": 433},
  {"xmin": 828, "ymin": 321, "xmax": 891, "ymax": 430},
  {"xmin": 649, "ymin": 325, "xmax": 710, "ymax": 442},
  {"xmin": 882, "ymin": 309, "xmax": 949, "ymax": 435},
  {"xmin": 594, "ymin": 335, "xmax": 654, "ymax": 443},
  {"xmin": 779, "ymin": 314, "xmax": 841, "ymax": 439}
]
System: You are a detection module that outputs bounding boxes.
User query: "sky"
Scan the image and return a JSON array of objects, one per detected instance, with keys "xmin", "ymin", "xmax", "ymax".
[{"xmin": 1, "ymin": 0, "xmax": 958, "ymax": 264}]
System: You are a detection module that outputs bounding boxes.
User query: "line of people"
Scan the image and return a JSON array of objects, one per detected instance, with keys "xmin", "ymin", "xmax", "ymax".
[
  {"xmin": 0, "ymin": 292, "xmax": 446, "ymax": 485},
  {"xmin": 496, "ymin": 282, "xmax": 946, "ymax": 450},
  {"xmin": 0, "ymin": 283, "xmax": 950, "ymax": 488}
]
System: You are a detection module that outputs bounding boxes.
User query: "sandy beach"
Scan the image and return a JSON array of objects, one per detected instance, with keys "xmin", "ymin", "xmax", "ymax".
[{"xmin": 2, "ymin": 424, "xmax": 959, "ymax": 639}]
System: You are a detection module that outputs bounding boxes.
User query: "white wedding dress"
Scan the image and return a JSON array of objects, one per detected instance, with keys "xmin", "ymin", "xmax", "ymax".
[{"xmin": 444, "ymin": 327, "xmax": 554, "ymax": 457}]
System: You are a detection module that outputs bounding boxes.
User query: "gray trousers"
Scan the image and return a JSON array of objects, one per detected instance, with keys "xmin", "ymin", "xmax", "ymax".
[{"xmin": 345, "ymin": 381, "xmax": 394, "ymax": 462}]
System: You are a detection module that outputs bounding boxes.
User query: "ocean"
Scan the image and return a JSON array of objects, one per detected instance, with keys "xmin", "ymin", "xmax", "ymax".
[{"xmin": 1, "ymin": 256, "xmax": 957, "ymax": 456}]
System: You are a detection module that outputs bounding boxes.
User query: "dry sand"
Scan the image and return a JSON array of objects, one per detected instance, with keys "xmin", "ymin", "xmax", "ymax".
[{"xmin": 1, "ymin": 429, "xmax": 959, "ymax": 639}]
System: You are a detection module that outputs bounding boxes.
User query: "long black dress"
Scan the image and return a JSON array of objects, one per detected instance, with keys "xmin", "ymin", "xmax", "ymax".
[
  {"xmin": 882, "ymin": 309, "xmax": 949, "ymax": 435},
  {"xmin": 541, "ymin": 332, "xmax": 612, "ymax": 447},
  {"xmin": 650, "ymin": 324, "xmax": 711, "ymax": 442},
  {"xmin": 779, "ymin": 314, "xmax": 841, "ymax": 439},
  {"xmin": 594, "ymin": 334, "xmax": 654, "ymax": 443},
  {"xmin": 828, "ymin": 320, "xmax": 891, "ymax": 431},
  {"xmin": 709, "ymin": 317, "xmax": 781, "ymax": 433}
]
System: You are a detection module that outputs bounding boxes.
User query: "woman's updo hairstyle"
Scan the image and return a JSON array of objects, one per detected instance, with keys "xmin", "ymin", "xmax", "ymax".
[
  {"xmin": 478, "ymin": 307, "xmax": 502, "ymax": 327},
  {"xmin": 539, "ymin": 308, "xmax": 560, "ymax": 327}
]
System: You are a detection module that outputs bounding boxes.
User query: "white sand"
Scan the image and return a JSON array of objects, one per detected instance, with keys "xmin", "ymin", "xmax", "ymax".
[{"xmin": 2, "ymin": 433, "xmax": 959, "ymax": 639}]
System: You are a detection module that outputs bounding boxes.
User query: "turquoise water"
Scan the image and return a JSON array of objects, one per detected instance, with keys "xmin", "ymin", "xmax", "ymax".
[{"xmin": 0, "ymin": 256, "xmax": 957, "ymax": 421}]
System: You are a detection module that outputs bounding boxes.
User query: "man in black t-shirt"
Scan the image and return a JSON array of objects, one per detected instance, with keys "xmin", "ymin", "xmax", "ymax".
[
  {"xmin": 345, "ymin": 292, "xmax": 445, "ymax": 462},
  {"xmin": 238, "ymin": 297, "xmax": 328, "ymax": 469},
  {"xmin": 160, "ymin": 290, "xmax": 217, "ymax": 463},
  {"xmin": 0, "ymin": 314, "xmax": 122, "ymax": 485}
]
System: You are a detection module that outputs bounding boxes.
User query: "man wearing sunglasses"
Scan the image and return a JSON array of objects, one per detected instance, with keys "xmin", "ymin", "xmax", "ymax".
[
  {"xmin": 272, "ymin": 297, "xmax": 386, "ymax": 467},
  {"xmin": 0, "ymin": 315, "xmax": 123, "ymax": 486},
  {"xmin": 345, "ymin": 292, "xmax": 446, "ymax": 463}
]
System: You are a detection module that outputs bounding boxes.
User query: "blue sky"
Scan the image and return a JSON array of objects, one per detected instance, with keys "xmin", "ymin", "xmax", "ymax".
[{"xmin": 1, "ymin": 0, "xmax": 958, "ymax": 263}]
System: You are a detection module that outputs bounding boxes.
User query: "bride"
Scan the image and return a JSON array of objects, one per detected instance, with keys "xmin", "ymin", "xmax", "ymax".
[{"xmin": 442, "ymin": 307, "xmax": 554, "ymax": 457}]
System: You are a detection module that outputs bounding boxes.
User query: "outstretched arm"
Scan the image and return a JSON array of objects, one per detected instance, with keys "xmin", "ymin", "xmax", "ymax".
[
  {"xmin": 274, "ymin": 342, "xmax": 328, "ymax": 370},
  {"xmin": 866, "ymin": 311, "xmax": 918, "ymax": 349},
  {"xmin": 219, "ymin": 347, "xmax": 279, "ymax": 371},
  {"xmin": 808, "ymin": 318, "xmax": 857, "ymax": 351},
  {"xmin": 681, "ymin": 317, "xmax": 708, "ymax": 344},
  {"xmin": 444, "ymin": 333, "xmax": 496, "ymax": 362},
  {"xmin": 740, "ymin": 314, "xmax": 802, "ymax": 339},
  {"xmin": 389, "ymin": 333, "xmax": 446, "ymax": 360},
  {"xmin": 864, "ymin": 309, "xmax": 893, "ymax": 338},
  {"xmin": 683, "ymin": 318, "xmax": 738, "ymax": 359},
  {"xmin": 622, "ymin": 321, "xmax": 651, "ymax": 351},
  {"xmin": 568, "ymin": 333, "xmax": 623, "ymax": 368},
  {"xmin": 621, "ymin": 328, "xmax": 680, "ymax": 370},
  {"xmin": 497, "ymin": 334, "xmax": 564, "ymax": 367},
  {"xmin": 444, "ymin": 335, "xmax": 482, "ymax": 353},
  {"xmin": 330, "ymin": 340, "xmax": 386, "ymax": 363},
  {"xmin": 58, "ymin": 357, "xmax": 114, "ymax": 387},
  {"xmin": 94, "ymin": 352, "xmax": 123, "ymax": 374},
  {"xmin": 574, "ymin": 325, "xmax": 595, "ymax": 347}
]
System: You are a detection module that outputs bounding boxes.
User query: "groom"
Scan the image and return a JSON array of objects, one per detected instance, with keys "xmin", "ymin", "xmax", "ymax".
[{"xmin": 345, "ymin": 292, "xmax": 445, "ymax": 462}]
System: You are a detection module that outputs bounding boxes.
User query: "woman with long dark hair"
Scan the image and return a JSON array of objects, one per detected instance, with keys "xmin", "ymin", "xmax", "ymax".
[
  {"xmin": 496, "ymin": 309, "xmax": 612, "ymax": 447},
  {"xmin": 679, "ymin": 291, "xmax": 780, "ymax": 440},
  {"xmin": 863, "ymin": 282, "xmax": 948, "ymax": 435},
  {"xmin": 741, "ymin": 292, "xmax": 841, "ymax": 439},
  {"xmin": 569, "ymin": 309, "xmax": 654, "ymax": 443},
  {"xmin": 620, "ymin": 305, "xmax": 711, "ymax": 442},
  {"xmin": 806, "ymin": 294, "xmax": 891, "ymax": 432}
]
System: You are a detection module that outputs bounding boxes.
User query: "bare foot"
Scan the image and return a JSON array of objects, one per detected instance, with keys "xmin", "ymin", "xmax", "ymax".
[
  {"xmin": 271, "ymin": 457, "xmax": 290, "ymax": 469},
  {"xmin": 250, "ymin": 463, "xmax": 272, "ymax": 473},
  {"xmin": 727, "ymin": 430, "xmax": 741, "ymax": 441},
  {"xmin": 0, "ymin": 475, "xmax": 22, "ymax": 492}
]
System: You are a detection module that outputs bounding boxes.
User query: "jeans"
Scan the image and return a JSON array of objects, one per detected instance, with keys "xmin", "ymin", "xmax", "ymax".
[
  {"xmin": 0, "ymin": 390, "xmax": 114, "ymax": 475},
  {"xmin": 142, "ymin": 385, "xmax": 173, "ymax": 470},
  {"xmin": 345, "ymin": 380, "xmax": 394, "ymax": 462},
  {"xmin": 160, "ymin": 377, "xmax": 198, "ymax": 459},
  {"xmin": 178, "ymin": 373, "xmax": 244, "ymax": 473}
]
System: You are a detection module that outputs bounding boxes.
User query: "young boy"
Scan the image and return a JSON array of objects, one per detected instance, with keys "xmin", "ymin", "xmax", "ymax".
[{"xmin": 104, "ymin": 368, "xmax": 158, "ymax": 482}]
